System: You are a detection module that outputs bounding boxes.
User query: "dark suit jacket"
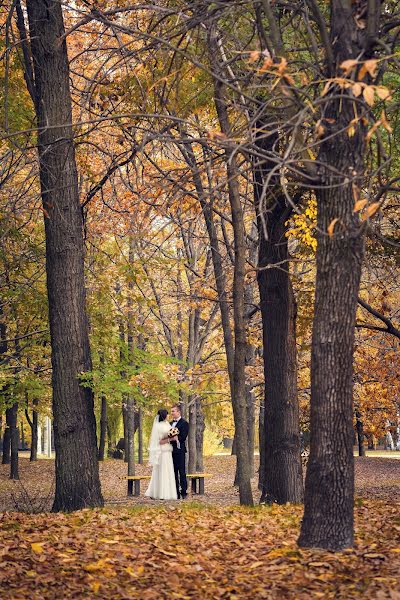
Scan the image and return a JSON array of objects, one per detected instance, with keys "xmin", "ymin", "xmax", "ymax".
[{"xmin": 170, "ymin": 418, "xmax": 189, "ymax": 454}]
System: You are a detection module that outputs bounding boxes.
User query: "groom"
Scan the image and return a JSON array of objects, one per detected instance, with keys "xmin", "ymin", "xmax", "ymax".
[{"xmin": 170, "ymin": 404, "xmax": 189, "ymax": 499}]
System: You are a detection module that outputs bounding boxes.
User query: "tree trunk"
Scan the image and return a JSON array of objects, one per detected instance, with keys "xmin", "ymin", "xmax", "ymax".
[
  {"xmin": 258, "ymin": 402, "xmax": 265, "ymax": 490},
  {"xmin": 355, "ymin": 410, "xmax": 366, "ymax": 457},
  {"xmin": 2, "ymin": 407, "xmax": 11, "ymax": 465},
  {"xmin": 25, "ymin": 397, "xmax": 38, "ymax": 462},
  {"xmin": 25, "ymin": 0, "xmax": 103, "ymax": 511},
  {"xmin": 126, "ymin": 235, "xmax": 135, "ymax": 476},
  {"xmin": 138, "ymin": 407, "xmax": 143, "ymax": 464},
  {"xmin": 9, "ymin": 402, "xmax": 19, "ymax": 480},
  {"xmin": 98, "ymin": 394, "xmax": 107, "ymax": 461},
  {"xmin": 208, "ymin": 26, "xmax": 253, "ymax": 505},
  {"xmin": 196, "ymin": 398, "xmax": 205, "ymax": 472},
  {"xmin": 253, "ymin": 123, "xmax": 303, "ymax": 504},
  {"xmin": 298, "ymin": 2, "xmax": 367, "ymax": 550},
  {"xmin": 188, "ymin": 395, "xmax": 197, "ymax": 473}
]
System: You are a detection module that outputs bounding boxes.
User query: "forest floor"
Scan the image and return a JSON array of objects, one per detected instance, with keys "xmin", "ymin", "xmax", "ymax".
[{"xmin": 0, "ymin": 456, "xmax": 399, "ymax": 599}]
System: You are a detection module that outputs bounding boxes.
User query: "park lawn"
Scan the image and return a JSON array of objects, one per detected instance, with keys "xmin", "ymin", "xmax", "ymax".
[{"xmin": 0, "ymin": 456, "xmax": 399, "ymax": 598}]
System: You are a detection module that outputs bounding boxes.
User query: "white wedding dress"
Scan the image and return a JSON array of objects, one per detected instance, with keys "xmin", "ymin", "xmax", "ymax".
[{"xmin": 145, "ymin": 419, "xmax": 177, "ymax": 500}]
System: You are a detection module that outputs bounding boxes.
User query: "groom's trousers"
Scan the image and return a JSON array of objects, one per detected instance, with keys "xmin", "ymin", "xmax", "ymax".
[{"xmin": 172, "ymin": 452, "xmax": 187, "ymax": 497}]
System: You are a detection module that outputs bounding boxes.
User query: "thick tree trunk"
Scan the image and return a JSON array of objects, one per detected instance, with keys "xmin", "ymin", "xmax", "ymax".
[
  {"xmin": 298, "ymin": 1, "xmax": 368, "ymax": 551},
  {"xmin": 9, "ymin": 402, "xmax": 19, "ymax": 480},
  {"xmin": 25, "ymin": 0, "xmax": 103, "ymax": 511},
  {"xmin": 253, "ymin": 124, "xmax": 303, "ymax": 504},
  {"xmin": 98, "ymin": 395, "xmax": 107, "ymax": 461}
]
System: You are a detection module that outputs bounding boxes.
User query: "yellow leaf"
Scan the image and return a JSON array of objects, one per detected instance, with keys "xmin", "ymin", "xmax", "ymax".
[
  {"xmin": 348, "ymin": 125, "xmax": 356, "ymax": 137},
  {"xmin": 376, "ymin": 86, "xmax": 391, "ymax": 100},
  {"xmin": 353, "ymin": 199, "xmax": 368, "ymax": 212},
  {"xmin": 352, "ymin": 82, "xmax": 363, "ymax": 97},
  {"xmin": 363, "ymin": 86, "xmax": 375, "ymax": 106},
  {"xmin": 249, "ymin": 50, "xmax": 260, "ymax": 63},
  {"xmin": 249, "ymin": 561, "xmax": 265, "ymax": 569},
  {"xmin": 321, "ymin": 81, "xmax": 331, "ymax": 97},
  {"xmin": 31, "ymin": 543, "xmax": 45, "ymax": 554},
  {"xmin": 340, "ymin": 59, "xmax": 359, "ymax": 75},
  {"xmin": 381, "ymin": 110, "xmax": 393, "ymax": 133},
  {"xmin": 327, "ymin": 218, "xmax": 339, "ymax": 238},
  {"xmin": 90, "ymin": 581, "xmax": 101, "ymax": 593},
  {"xmin": 366, "ymin": 120, "xmax": 382, "ymax": 141},
  {"xmin": 362, "ymin": 202, "xmax": 381, "ymax": 220},
  {"xmin": 358, "ymin": 59, "xmax": 378, "ymax": 80},
  {"xmin": 390, "ymin": 548, "xmax": 400, "ymax": 553},
  {"xmin": 364, "ymin": 59, "xmax": 378, "ymax": 78},
  {"xmin": 259, "ymin": 57, "xmax": 273, "ymax": 72},
  {"xmin": 276, "ymin": 57, "xmax": 288, "ymax": 75}
]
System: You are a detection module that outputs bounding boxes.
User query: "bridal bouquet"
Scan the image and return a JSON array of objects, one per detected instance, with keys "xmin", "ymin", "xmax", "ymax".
[{"xmin": 168, "ymin": 427, "xmax": 179, "ymax": 438}]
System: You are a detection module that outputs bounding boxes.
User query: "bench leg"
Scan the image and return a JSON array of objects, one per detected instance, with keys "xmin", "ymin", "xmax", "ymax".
[
  {"xmin": 128, "ymin": 479, "xmax": 133, "ymax": 496},
  {"xmin": 191, "ymin": 478, "xmax": 197, "ymax": 494},
  {"xmin": 134, "ymin": 480, "xmax": 140, "ymax": 497},
  {"xmin": 199, "ymin": 477, "xmax": 204, "ymax": 495}
]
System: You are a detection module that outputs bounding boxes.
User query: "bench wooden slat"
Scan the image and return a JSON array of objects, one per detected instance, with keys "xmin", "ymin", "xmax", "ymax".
[
  {"xmin": 121, "ymin": 473, "xmax": 212, "ymax": 497},
  {"xmin": 120, "ymin": 475, "xmax": 151, "ymax": 481}
]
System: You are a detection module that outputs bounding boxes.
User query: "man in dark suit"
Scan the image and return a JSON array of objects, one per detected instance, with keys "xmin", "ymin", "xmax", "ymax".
[{"xmin": 170, "ymin": 404, "xmax": 189, "ymax": 499}]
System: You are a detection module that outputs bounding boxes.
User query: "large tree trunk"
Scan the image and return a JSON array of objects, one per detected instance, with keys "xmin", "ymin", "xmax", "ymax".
[
  {"xmin": 298, "ymin": 1, "xmax": 368, "ymax": 550},
  {"xmin": 25, "ymin": 0, "xmax": 103, "ymax": 511},
  {"xmin": 254, "ymin": 125, "xmax": 303, "ymax": 504}
]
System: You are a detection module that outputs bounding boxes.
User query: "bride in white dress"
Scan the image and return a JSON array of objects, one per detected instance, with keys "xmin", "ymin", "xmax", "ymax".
[{"xmin": 145, "ymin": 409, "xmax": 178, "ymax": 500}]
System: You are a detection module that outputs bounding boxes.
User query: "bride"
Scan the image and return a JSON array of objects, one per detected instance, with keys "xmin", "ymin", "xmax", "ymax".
[{"xmin": 145, "ymin": 409, "xmax": 178, "ymax": 500}]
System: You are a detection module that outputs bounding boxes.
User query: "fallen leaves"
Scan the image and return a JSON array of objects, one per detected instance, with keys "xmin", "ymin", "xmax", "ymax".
[
  {"xmin": 0, "ymin": 456, "xmax": 399, "ymax": 598},
  {"xmin": 0, "ymin": 499, "xmax": 399, "ymax": 599}
]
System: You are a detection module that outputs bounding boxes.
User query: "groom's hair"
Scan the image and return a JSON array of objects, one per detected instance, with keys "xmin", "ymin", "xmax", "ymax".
[{"xmin": 171, "ymin": 403, "xmax": 181, "ymax": 414}]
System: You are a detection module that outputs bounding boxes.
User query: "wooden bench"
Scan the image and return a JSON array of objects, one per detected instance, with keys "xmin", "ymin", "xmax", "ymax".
[
  {"xmin": 121, "ymin": 475, "xmax": 151, "ymax": 496},
  {"xmin": 121, "ymin": 473, "xmax": 212, "ymax": 496},
  {"xmin": 187, "ymin": 473, "xmax": 212, "ymax": 495}
]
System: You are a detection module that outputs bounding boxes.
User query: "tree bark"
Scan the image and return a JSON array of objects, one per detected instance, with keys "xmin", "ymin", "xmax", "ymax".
[
  {"xmin": 9, "ymin": 402, "xmax": 19, "ymax": 480},
  {"xmin": 196, "ymin": 398, "xmax": 205, "ymax": 472},
  {"xmin": 98, "ymin": 394, "xmax": 107, "ymax": 461},
  {"xmin": 355, "ymin": 410, "xmax": 366, "ymax": 457},
  {"xmin": 2, "ymin": 408, "xmax": 11, "ymax": 465},
  {"xmin": 298, "ymin": 1, "xmax": 368, "ymax": 550},
  {"xmin": 188, "ymin": 395, "xmax": 197, "ymax": 473},
  {"xmin": 25, "ymin": 397, "xmax": 38, "ymax": 462},
  {"xmin": 25, "ymin": 0, "xmax": 103, "ymax": 511},
  {"xmin": 254, "ymin": 124, "xmax": 303, "ymax": 504}
]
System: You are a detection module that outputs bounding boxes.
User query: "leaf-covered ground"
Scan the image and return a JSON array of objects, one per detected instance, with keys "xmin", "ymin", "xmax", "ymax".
[{"xmin": 1, "ymin": 456, "xmax": 400, "ymax": 598}]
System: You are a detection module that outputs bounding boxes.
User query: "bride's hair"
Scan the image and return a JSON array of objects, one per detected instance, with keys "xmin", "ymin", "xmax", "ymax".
[{"xmin": 157, "ymin": 409, "xmax": 168, "ymax": 422}]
